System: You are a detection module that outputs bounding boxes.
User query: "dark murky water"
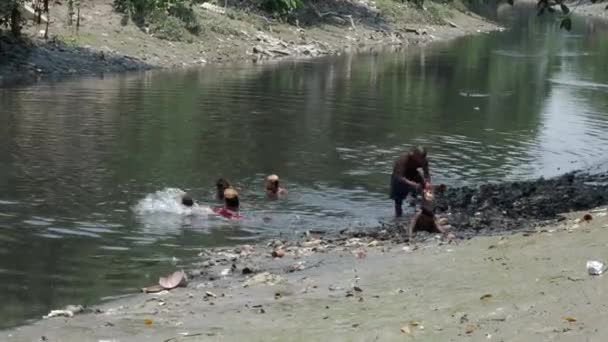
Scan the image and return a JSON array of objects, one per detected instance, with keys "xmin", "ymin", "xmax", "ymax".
[{"xmin": 2, "ymin": 7, "xmax": 608, "ymax": 328}]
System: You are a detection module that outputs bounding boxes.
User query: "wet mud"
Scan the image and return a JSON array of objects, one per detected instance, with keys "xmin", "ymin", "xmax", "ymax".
[{"xmin": 375, "ymin": 171, "xmax": 608, "ymax": 240}]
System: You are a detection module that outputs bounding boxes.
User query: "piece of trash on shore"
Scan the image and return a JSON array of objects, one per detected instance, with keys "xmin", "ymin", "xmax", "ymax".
[
  {"xmin": 400, "ymin": 325, "xmax": 411, "ymax": 334},
  {"xmin": 352, "ymin": 248, "xmax": 366, "ymax": 259},
  {"xmin": 402, "ymin": 246, "xmax": 412, "ymax": 253},
  {"xmin": 240, "ymin": 245, "xmax": 254, "ymax": 257},
  {"xmin": 220, "ymin": 268, "xmax": 231, "ymax": 276},
  {"xmin": 465, "ymin": 324, "xmax": 476, "ymax": 334},
  {"xmin": 480, "ymin": 294, "xmax": 493, "ymax": 300},
  {"xmin": 243, "ymin": 272, "xmax": 285, "ymax": 287},
  {"xmin": 144, "ymin": 319, "xmax": 153, "ymax": 327},
  {"xmin": 159, "ymin": 270, "xmax": 187, "ymax": 290},
  {"xmin": 43, "ymin": 305, "xmax": 84, "ymax": 319},
  {"xmin": 582, "ymin": 213, "xmax": 593, "ymax": 222},
  {"xmin": 142, "ymin": 284, "xmax": 166, "ymax": 293},
  {"xmin": 586, "ymin": 260, "xmax": 606, "ymax": 275},
  {"xmin": 301, "ymin": 239, "xmax": 323, "ymax": 247},
  {"xmin": 564, "ymin": 316, "xmax": 577, "ymax": 323},
  {"xmin": 205, "ymin": 291, "xmax": 217, "ymax": 298},
  {"xmin": 272, "ymin": 248, "xmax": 286, "ymax": 258}
]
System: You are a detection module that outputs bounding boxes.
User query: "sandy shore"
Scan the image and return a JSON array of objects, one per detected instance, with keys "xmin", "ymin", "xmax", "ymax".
[{"xmin": 5, "ymin": 205, "xmax": 608, "ymax": 341}]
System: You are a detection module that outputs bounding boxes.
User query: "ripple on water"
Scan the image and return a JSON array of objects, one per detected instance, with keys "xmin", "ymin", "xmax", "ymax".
[
  {"xmin": 22, "ymin": 219, "xmax": 53, "ymax": 227},
  {"xmin": 99, "ymin": 246, "xmax": 130, "ymax": 251},
  {"xmin": 46, "ymin": 227, "xmax": 102, "ymax": 238}
]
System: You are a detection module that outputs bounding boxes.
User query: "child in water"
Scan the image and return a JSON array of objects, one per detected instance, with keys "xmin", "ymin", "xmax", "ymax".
[
  {"xmin": 213, "ymin": 188, "xmax": 242, "ymax": 220},
  {"xmin": 216, "ymin": 178, "xmax": 231, "ymax": 201},
  {"xmin": 407, "ymin": 186, "xmax": 454, "ymax": 241},
  {"xmin": 265, "ymin": 174, "xmax": 288, "ymax": 198}
]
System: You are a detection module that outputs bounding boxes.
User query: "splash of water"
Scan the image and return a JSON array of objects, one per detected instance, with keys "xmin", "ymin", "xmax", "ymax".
[{"xmin": 133, "ymin": 188, "xmax": 212, "ymax": 216}]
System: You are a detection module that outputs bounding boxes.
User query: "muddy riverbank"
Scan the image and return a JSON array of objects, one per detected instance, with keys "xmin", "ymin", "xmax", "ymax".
[
  {"xmin": 0, "ymin": 0, "xmax": 500, "ymax": 86},
  {"xmin": 4, "ymin": 170, "xmax": 608, "ymax": 341}
]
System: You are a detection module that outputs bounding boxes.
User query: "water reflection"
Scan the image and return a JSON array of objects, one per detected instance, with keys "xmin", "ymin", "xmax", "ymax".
[{"xmin": 2, "ymin": 6, "xmax": 608, "ymax": 328}]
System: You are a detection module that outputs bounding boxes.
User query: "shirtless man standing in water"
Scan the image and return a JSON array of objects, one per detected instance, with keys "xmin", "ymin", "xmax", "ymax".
[{"xmin": 390, "ymin": 146, "xmax": 431, "ymax": 217}]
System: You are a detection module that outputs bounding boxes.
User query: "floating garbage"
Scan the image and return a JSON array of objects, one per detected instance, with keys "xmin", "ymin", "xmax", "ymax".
[{"xmin": 587, "ymin": 260, "xmax": 606, "ymax": 275}]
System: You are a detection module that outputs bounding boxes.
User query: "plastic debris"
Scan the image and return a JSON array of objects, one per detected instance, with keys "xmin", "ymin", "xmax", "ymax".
[
  {"xmin": 240, "ymin": 245, "xmax": 254, "ymax": 257},
  {"xmin": 352, "ymin": 248, "xmax": 366, "ymax": 259},
  {"xmin": 272, "ymin": 248, "xmax": 285, "ymax": 258},
  {"xmin": 144, "ymin": 319, "xmax": 153, "ymax": 326},
  {"xmin": 205, "ymin": 291, "xmax": 217, "ymax": 298},
  {"xmin": 220, "ymin": 268, "xmax": 231, "ymax": 276},
  {"xmin": 465, "ymin": 324, "xmax": 476, "ymax": 334},
  {"xmin": 587, "ymin": 260, "xmax": 606, "ymax": 275},
  {"xmin": 43, "ymin": 305, "xmax": 84, "ymax": 319},
  {"xmin": 301, "ymin": 239, "xmax": 323, "ymax": 247},
  {"xmin": 159, "ymin": 270, "xmax": 187, "ymax": 290},
  {"xmin": 564, "ymin": 316, "xmax": 577, "ymax": 323},
  {"xmin": 480, "ymin": 294, "xmax": 493, "ymax": 300},
  {"xmin": 217, "ymin": 252, "xmax": 239, "ymax": 261},
  {"xmin": 400, "ymin": 325, "xmax": 411, "ymax": 334},
  {"xmin": 142, "ymin": 284, "xmax": 165, "ymax": 293},
  {"xmin": 243, "ymin": 272, "xmax": 285, "ymax": 287}
]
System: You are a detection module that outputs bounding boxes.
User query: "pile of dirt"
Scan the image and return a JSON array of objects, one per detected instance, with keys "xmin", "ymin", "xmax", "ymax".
[{"xmin": 373, "ymin": 171, "xmax": 608, "ymax": 240}]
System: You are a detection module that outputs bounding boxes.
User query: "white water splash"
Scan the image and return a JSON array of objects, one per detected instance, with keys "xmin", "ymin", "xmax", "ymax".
[{"xmin": 133, "ymin": 188, "xmax": 212, "ymax": 216}]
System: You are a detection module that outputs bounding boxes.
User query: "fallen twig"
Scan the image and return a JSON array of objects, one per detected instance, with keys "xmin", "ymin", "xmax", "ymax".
[{"xmin": 163, "ymin": 333, "xmax": 203, "ymax": 342}]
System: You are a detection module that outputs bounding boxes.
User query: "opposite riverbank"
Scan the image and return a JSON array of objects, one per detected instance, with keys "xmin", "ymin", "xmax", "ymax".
[{"xmin": 0, "ymin": 0, "xmax": 500, "ymax": 86}]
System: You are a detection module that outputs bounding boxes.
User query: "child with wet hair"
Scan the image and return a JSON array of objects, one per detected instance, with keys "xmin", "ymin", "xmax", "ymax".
[
  {"xmin": 407, "ymin": 186, "xmax": 454, "ymax": 241},
  {"xmin": 181, "ymin": 193, "xmax": 194, "ymax": 207},
  {"xmin": 213, "ymin": 188, "xmax": 242, "ymax": 220},
  {"xmin": 265, "ymin": 174, "xmax": 288, "ymax": 198},
  {"xmin": 216, "ymin": 178, "xmax": 231, "ymax": 201}
]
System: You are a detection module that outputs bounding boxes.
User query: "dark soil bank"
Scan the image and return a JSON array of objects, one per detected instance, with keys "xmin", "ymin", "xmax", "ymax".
[
  {"xmin": 0, "ymin": 35, "xmax": 151, "ymax": 86},
  {"xmin": 371, "ymin": 170, "xmax": 608, "ymax": 240}
]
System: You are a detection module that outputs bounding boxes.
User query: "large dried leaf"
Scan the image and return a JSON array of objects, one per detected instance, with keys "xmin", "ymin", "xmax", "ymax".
[{"xmin": 159, "ymin": 270, "xmax": 187, "ymax": 289}]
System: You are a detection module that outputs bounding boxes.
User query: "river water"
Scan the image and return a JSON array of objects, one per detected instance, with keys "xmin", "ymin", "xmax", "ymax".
[{"xmin": 1, "ymin": 7, "xmax": 608, "ymax": 328}]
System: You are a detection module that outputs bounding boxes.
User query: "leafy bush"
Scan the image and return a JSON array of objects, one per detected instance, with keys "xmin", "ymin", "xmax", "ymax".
[
  {"xmin": 113, "ymin": 0, "xmax": 200, "ymax": 39},
  {"xmin": 0, "ymin": 0, "xmax": 23, "ymax": 36},
  {"xmin": 148, "ymin": 10, "xmax": 189, "ymax": 40},
  {"xmin": 263, "ymin": 0, "xmax": 302, "ymax": 16}
]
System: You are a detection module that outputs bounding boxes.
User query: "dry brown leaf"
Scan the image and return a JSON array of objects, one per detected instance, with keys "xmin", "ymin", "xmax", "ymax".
[
  {"xmin": 144, "ymin": 319, "xmax": 153, "ymax": 327},
  {"xmin": 159, "ymin": 270, "xmax": 187, "ymax": 290},
  {"xmin": 564, "ymin": 316, "xmax": 577, "ymax": 323}
]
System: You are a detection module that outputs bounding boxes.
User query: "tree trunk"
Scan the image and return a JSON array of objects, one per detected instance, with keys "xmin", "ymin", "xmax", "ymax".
[
  {"xmin": 76, "ymin": 4, "xmax": 80, "ymax": 31},
  {"xmin": 10, "ymin": 4, "xmax": 21, "ymax": 37}
]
